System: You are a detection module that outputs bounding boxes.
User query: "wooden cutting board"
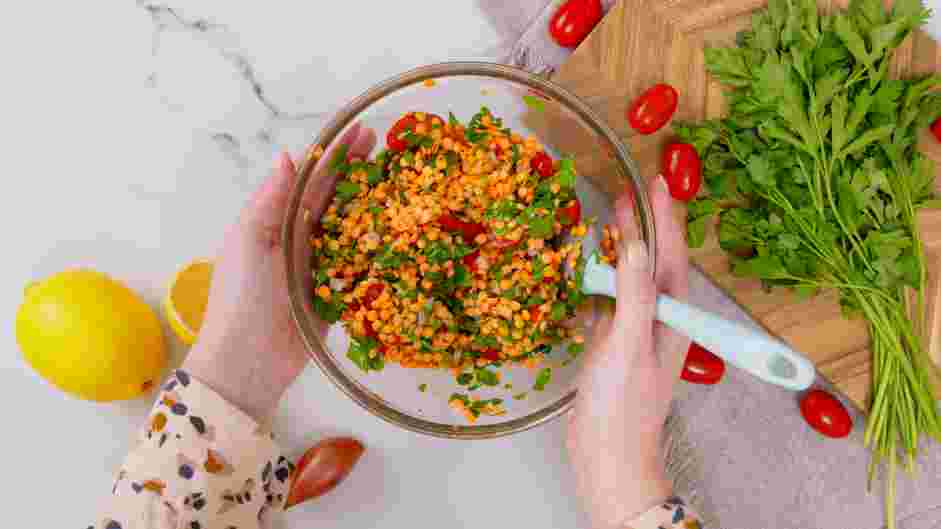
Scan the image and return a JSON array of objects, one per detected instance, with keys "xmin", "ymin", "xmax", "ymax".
[{"xmin": 552, "ymin": 0, "xmax": 941, "ymax": 410}]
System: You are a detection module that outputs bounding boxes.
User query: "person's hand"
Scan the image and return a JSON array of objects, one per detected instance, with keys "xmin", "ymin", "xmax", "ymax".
[
  {"xmin": 183, "ymin": 124, "xmax": 377, "ymax": 421},
  {"xmin": 567, "ymin": 175, "xmax": 691, "ymax": 529}
]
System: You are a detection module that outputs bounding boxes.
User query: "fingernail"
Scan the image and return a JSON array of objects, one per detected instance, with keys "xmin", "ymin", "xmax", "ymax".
[
  {"xmin": 623, "ymin": 239, "xmax": 649, "ymax": 269},
  {"xmin": 279, "ymin": 151, "xmax": 296, "ymax": 173},
  {"xmin": 655, "ymin": 174, "xmax": 669, "ymax": 193}
]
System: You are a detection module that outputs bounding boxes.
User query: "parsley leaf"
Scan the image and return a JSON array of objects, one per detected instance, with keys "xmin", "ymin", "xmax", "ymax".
[
  {"xmin": 534, "ymin": 368, "xmax": 552, "ymax": 391},
  {"xmin": 475, "ymin": 368, "xmax": 499, "ymax": 387},
  {"xmin": 347, "ymin": 336, "xmax": 384, "ymax": 372},
  {"xmin": 312, "ymin": 296, "xmax": 345, "ymax": 324},
  {"xmin": 334, "ymin": 180, "xmax": 361, "ymax": 202}
]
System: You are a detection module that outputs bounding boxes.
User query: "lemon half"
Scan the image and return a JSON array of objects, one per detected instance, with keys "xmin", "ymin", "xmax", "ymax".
[{"xmin": 164, "ymin": 260, "xmax": 213, "ymax": 345}]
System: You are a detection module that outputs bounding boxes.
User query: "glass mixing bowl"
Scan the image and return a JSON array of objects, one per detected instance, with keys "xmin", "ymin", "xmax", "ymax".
[{"xmin": 284, "ymin": 62, "xmax": 654, "ymax": 439}]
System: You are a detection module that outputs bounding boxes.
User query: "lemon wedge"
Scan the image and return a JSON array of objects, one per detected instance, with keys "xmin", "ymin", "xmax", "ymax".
[{"xmin": 164, "ymin": 260, "xmax": 213, "ymax": 345}]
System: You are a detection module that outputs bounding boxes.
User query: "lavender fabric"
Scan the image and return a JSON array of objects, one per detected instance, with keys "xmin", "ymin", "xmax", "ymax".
[{"xmin": 484, "ymin": 1, "xmax": 941, "ymax": 528}]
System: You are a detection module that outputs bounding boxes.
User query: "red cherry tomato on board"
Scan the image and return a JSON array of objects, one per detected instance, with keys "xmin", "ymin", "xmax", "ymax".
[
  {"xmin": 549, "ymin": 0, "xmax": 603, "ymax": 48},
  {"xmin": 627, "ymin": 83, "xmax": 679, "ymax": 135},
  {"xmin": 681, "ymin": 342, "xmax": 725, "ymax": 385},
  {"xmin": 800, "ymin": 389, "xmax": 853, "ymax": 439},
  {"xmin": 556, "ymin": 198, "xmax": 582, "ymax": 226},
  {"xmin": 662, "ymin": 143, "xmax": 702, "ymax": 201},
  {"xmin": 932, "ymin": 118, "xmax": 941, "ymax": 143},
  {"xmin": 531, "ymin": 151, "xmax": 555, "ymax": 178}
]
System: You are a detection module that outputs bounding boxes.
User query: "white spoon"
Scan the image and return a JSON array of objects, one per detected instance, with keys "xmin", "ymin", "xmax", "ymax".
[{"xmin": 581, "ymin": 252, "xmax": 816, "ymax": 391}]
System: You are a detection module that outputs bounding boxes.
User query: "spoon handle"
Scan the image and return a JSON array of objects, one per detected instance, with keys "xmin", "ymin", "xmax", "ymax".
[{"xmin": 582, "ymin": 254, "xmax": 815, "ymax": 391}]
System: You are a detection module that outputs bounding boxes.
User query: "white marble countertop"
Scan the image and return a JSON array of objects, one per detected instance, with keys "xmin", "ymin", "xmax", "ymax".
[
  {"xmin": 0, "ymin": 1, "xmax": 589, "ymax": 528},
  {"xmin": 3, "ymin": 1, "xmax": 941, "ymax": 528}
]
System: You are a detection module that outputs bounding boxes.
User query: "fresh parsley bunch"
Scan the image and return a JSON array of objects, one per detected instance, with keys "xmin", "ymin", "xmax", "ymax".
[{"xmin": 680, "ymin": 0, "xmax": 941, "ymax": 525}]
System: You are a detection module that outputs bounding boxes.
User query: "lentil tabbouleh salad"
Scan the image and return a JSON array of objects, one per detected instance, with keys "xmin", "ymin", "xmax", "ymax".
[{"xmin": 309, "ymin": 108, "xmax": 593, "ymax": 421}]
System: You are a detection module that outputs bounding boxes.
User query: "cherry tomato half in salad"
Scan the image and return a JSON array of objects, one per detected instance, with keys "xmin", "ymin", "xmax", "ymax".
[
  {"xmin": 531, "ymin": 151, "xmax": 555, "ymax": 178},
  {"xmin": 680, "ymin": 342, "xmax": 725, "ymax": 385},
  {"xmin": 556, "ymin": 199, "xmax": 582, "ymax": 226},
  {"xmin": 661, "ymin": 143, "xmax": 702, "ymax": 202},
  {"xmin": 438, "ymin": 215, "xmax": 486, "ymax": 244},
  {"xmin": 627, "ymin": 83, "xmax": 679, "ymax": 135},
  {"xmin": 549, "ymin": 0, "xmax": 603, "ymax": 49},
  {"xmin": 800, "ymin": 389, "xmax": 853, "ymax": 439},
  {"xmin": 386, "ymin": 115, "xmax": 418, "ymax": 152},
  {"xmin": 932, "ymin": 118, "xmax": 941, "ymax": 144}
]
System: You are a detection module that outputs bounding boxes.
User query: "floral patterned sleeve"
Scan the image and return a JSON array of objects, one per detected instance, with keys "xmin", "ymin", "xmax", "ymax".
[
  {"xmin": 624, "ymin": 496, "xmax": 703, "ymax": 529},
  {"xmin": 91, "ymin": 370, "xmax": 294, "ymax": 529}
]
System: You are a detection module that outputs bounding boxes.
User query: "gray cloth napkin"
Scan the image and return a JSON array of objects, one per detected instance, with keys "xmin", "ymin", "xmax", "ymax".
[{"xmin": 483, "ymin": 2, "xmax": 941, "ymax": 528}]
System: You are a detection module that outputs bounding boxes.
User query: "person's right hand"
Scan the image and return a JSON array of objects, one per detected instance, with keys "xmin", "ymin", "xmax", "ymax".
[{"xmin": 567, "ymin": 175, "xmax": 691, "ymax": 529}]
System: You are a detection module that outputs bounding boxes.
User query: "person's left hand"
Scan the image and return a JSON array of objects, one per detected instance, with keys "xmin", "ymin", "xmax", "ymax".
[{"xmin": 184, "ymin": 124, "xmax": 377, "ymax": 421}]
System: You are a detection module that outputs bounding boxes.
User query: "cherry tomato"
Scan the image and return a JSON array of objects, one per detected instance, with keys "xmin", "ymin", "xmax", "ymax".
[
  {"xmin": 932, "ymin": 118, "xmax": 941, "ymax": 143},
  {"xmin": 531, "ymin": 151, "xmax": 555, "ymax": 178},
  {"xmin": 800, "ymin": 389, "xmax": 853, "ymax": 439},
  {"xmin": 437, "ymin": 215, "xmax": 486, "ymax": 243},
  {"xmin": 627, "ymin": 83, "xmax": 679, "ymax": 135},
  {"xmin": 386, "ymin": 114, "xmax": 418, "ymax": 152},
  {"xmin": 557, "ymin": 198, "xmax": 582, "ymax": 226},
  {"xmin": 363, "ymin": 283, "xmax": 384, "ymax": 307},
  {"xmin": 549, "ymin": 0, "xmax": 603, "ymax": 48},
  {"xmin": 681, "ymin": 342, "xmax": 725, "ymax": 385},
  {"xmin": 285, "ymin": 438, "xmax": 365, "ymax": 509},
  {"xmin": 480, "ymin": 349, "xmax": 501, "ymax": 362},
  {"xmin": 662, "ymin": 143, "xmax": 702, "ymax": 201},
  {"xmin": 463, "ymin": 249, "xmax": 481, "ymax": 272}
]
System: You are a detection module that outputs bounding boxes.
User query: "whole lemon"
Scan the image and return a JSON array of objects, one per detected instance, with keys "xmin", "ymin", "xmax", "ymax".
[{"xmin": 15, "ymin": 269, "xmax": 167, "ymax": 401}]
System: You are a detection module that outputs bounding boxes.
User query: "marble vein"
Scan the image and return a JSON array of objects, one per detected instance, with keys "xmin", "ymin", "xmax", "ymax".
[{"xmin": 137, "ymin": 1, "xmax": 331, "ymax": 171}]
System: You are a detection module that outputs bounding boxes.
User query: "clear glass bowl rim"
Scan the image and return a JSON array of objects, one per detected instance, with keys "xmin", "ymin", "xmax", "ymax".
[{"xmin": 283, "ymin": 61, "xmax": 656, "ymax": 439}]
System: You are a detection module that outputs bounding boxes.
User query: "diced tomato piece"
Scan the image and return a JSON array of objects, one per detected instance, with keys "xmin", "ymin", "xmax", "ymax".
[
  {"xmin": 438, "ymin": 215, "xmax": 485, "ymax": 243},
  {"xmin": 557, "ymin": 198, "xmax": 582, "ymax": 226},
  {"xmin": 437, "ymin": 214, "xmax": 463, "ymax": 232},
  {"xmin": 480, "ymin": 349, "xmax": 501, "ymax": 361},
  {"xmin": 363, "ymin": 319, "xmax": 378, "ymax": 340},
  {"xmin": 462, "ymin": 249, "xmax": 481, "ymax": 272},
  {"xmin": 530, "ymin": 307, "xmax": 542, "ymax": 323},
  {"xmin": 363, "ymin": 283, "xmax": 384, "ymax": 307},
  {"xmin": 531, "ymin": 151, "xmax": 555, "ymax": 178},
  {"xmin": 492, "ymin": 237, "xmax": 520, "ymax": 249}
]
